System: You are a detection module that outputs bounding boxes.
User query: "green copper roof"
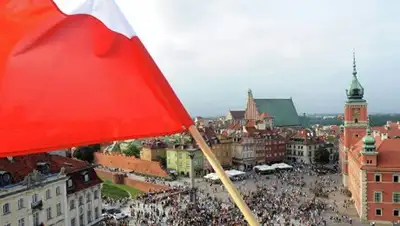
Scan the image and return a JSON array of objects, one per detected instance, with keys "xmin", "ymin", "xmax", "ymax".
[
  {"xmin": 253, "ymin": 98, "xmax": 300, "ymax": 127},
  {"xmin": 346, "ymin": 52, "xmax": 364, "ymax": 100},
  {"xmin": 362, "ymin": 124, "xmax": 376, "ymax": 151},
  {"xmin": 362, "ymin": 135, "xmax": 375, "ymax": 145}
]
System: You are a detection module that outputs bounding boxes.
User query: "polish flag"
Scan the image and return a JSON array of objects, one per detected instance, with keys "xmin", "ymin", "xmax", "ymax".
[{"xmin": 0, "ymin": 0, "xmax": 194, "ymax": 156}]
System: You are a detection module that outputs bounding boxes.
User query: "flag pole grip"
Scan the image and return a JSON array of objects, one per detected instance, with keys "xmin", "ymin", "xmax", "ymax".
[{"xmin": 188, "ymin": 125, "xmax": 259, "ymax": 226}]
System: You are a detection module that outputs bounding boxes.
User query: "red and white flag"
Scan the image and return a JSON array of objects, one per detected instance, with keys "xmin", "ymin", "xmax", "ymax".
[{"xmin": 0, "ymin": 0, "xmax": 193, "ymax": 156}]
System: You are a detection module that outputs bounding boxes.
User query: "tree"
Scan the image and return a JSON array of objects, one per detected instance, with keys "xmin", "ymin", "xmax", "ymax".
[
  {"xmin": 314, "ymin": 147, "xmax": 330, "ymax": 164},
  {"xmin": 72, "ymin": 144, "xmax": 100, "ymax": 163},
  {"xmin": 157, "ymin": 156, "xmax": 167, "ymax": 168},
  {"xmin": 123, "ymin": 144, "xmax": 140, "ymax": 158}
]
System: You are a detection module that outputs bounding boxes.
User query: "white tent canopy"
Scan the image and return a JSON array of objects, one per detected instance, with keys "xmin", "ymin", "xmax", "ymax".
[
  {"xmin": 204, "ymin": 170, "xmax": 245, "ymax": 180},
  {"xmin": 225, "ymin": 170, "xmax": 246, "ymax": 177},
  {"xmin": 271, "ymin": 163, "xmax": 293, "ymax": 169},
  {"xmin": 253, "ymin": 165, "xmax": 275, "ymax": 171}
]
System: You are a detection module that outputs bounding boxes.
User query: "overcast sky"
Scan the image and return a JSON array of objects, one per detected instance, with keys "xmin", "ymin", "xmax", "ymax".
[{"xmin": 117, "ymin": 0, "xmax": 400, "ymax": 116}]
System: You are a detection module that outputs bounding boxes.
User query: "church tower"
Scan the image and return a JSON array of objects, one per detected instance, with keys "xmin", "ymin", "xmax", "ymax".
[{"xmin": 341, "ymin": 51, "xmax": 368, "ymax": 187}]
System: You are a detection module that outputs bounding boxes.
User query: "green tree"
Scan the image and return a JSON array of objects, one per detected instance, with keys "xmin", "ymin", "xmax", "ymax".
[
  {"xmin": 123, "ymin": 144, "xmax": 140, "ymax": 158},
  {"xmin": 72, "ymin": 144, "xmax": 100, "ymax": 163},
  {"xmin": 157, "ymin": 156, "xmax": 167, "ymax": 168},
  {"xmin": 314, "ymin": 147, "xmax": 330, "ymax": 164}
]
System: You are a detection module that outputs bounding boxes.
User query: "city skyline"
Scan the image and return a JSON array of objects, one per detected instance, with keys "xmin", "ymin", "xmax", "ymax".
[{"xmin": 118, "ymin": 0, "xmax": 400, "ymax": 116}]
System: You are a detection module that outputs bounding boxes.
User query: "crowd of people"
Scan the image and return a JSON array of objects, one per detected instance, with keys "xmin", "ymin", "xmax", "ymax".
[{"xmin": 125, "ymin": 164, "xmax": 358, "ymax": 226}]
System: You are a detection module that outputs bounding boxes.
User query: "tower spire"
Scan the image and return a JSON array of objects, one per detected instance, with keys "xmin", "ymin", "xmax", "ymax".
[
  {"xmin": 353, "ymin": 49, "xmax": 357, "ymax": 77},
  {"xmin": 248, "ymin": 88, "xmax": 253, "ymax": 98}
]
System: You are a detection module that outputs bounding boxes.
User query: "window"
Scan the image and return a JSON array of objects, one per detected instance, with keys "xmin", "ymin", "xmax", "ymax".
[
  {"xmin": 67, "ymin": 179, "xmax": 73, "ymax": 188},
  {"xmin": 32, "ymin": 194, "xmax": 38, "ymax": 203},
  {"xmin": 56, "ymin": 186, "xmax": 61, "ymax": 196},
  {"xmin": 375, "ymin": 174, "xmax": 381, "ymax": 182},
  {"xmin": 86, "ymin": 193, "xmax": 91, "ymax": 203},
  {"xmin": 374, "ymin": 191, "xmax": 382, "ymax": 202},
  {"xmin": 87, "ymin": 209, "xmax": 92, "ymax": 223},
  {"xmin": 4, "ymin": 224, "xmax": 10, "ymax": 226},
  {"xmin": 33, "ymin": 212, "xmax": 39, "ymax": 226},
  {"xmin": 83, "ymin": 172, "xmax": 90, "ymax": 182},
  {"xmin": 71, "ymin": 218, "xmax": 76, "ymax": 226},
  {"xmin": 394, "ymin": 175, "xmax": 399, "ymax": 183},
  {"xmin": 46, "ymin": 207, "xmax": 52, "ymax": 220},
  {"xmin": 394, "ymin": 209, "xmax": 400, "ymax": 217},
  {"xmin": 79, "ymin": 196, "xmax": 84, "ymax": 206},
  {"xmin": 70, "ymin": 200, "xmax": 75, "ymax": 210},
  {"xmin": 3, "ymin": 203, "xmax": 10, "ymax": 215},
  {"xmin": 79, "ymin": 213, "xmax": 84, "ymax": 226},
  {"xmin": 94, "ymin": 190, "xmax": 99, "ymax": 199},
  {"xmin": 95, "ymin": 207, "xmax": 99, "ymax": 219},
  {"xmin": 46, "ymin": 189, "xmax": 51, "ymax": 199},
  {"xmin": 393, "ymin": 192, "xmax": 400, "ymax": 203},
  {"xmin": 376, "ymin": 208, "xmax": 382, "ymax": 216},
  {"xmin": 56, "ymin": 203, "xmax": 62, "ymax": 216},
  {"xmin": 18, "ymin": 218, "xmax": 25, "ymax": 226},
  {"xmin": 18, "ymin": 198, "xmax": 24, "ymax": 210}
]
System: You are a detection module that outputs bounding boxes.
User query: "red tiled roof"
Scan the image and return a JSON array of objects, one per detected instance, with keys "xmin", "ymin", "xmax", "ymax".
[
  {"xmin": 229, "ymin": 110, "xmax": 245, "ymax": 120},
  {"xmin": 349, "ymin": 134, "xmax": 400, "ymax": 169},
  {"xmin": 376, "ymin": 139, "xmax": 400, "ymax": 168},
  {"xmin": 142, "ymin": 139, "xmax": 167, "ymax": 149},
  {"xmin": 0, "ymin": 154, "xmax": 101, "ymax": 191},
  {"xmin": 260, "ymin": 112, "xmax": 273, "ymax": 119},
  {"xmin": 245, "ymin": 120, "xmax": 255, "ymax": 127},
  {"xmin": 372, "ymin": 122, "xmax": 400, "ymax": 138},
  {"xmin": 227, "ymin": 123, "xmax": 242, "ymax": 130}
]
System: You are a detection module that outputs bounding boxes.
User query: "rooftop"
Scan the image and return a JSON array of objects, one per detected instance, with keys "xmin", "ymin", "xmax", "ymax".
[{"xmin": 0, "ymin": 154, "xmax": 101, "ymax": 191}]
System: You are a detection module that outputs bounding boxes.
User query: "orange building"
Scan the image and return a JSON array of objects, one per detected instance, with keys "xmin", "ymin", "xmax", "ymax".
[{"xmin": 340, "ymin": 54, "xmax": 400, "ymax": 224}]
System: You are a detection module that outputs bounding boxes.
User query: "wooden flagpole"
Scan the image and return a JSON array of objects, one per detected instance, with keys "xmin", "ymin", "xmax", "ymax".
[{"xmin": 188, "ymin": 125, "xmax": 259, "ymax": 226}]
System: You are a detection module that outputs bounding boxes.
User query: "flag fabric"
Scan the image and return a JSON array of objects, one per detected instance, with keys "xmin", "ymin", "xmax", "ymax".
[{"xmin": 0, "ymin": 0, "xmax": 193, "ymax": 157}]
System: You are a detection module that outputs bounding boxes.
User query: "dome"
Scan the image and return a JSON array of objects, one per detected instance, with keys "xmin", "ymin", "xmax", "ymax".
[
  {"xmin": 362, "ymin": 127, "xmax": 376, "ymax": 152},
  {"xmin": 346, "ymin": 75, "xmax": 364, "ymax": 100},
  {"xmin": 362, "ymin": 134, "xmax": 375, "ymax": 145}
]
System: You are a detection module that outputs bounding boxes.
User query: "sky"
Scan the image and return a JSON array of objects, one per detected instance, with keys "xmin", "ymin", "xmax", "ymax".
[{"xmin": 116, "ymin": 0, "xmax": 400, "ymax": 116}]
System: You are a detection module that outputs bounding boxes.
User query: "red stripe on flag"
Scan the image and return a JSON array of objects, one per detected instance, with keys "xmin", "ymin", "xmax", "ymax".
[{"xmin": 0, "ymin": 1, "xmax": 193, "ymax": 156}]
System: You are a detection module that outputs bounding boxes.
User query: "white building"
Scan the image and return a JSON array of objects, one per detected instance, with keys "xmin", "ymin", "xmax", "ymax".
[
  {"xmin": 0, "ymin": 154, "xmax": 103, "ymax": 226},
  {"xmin": 64, "ymin": 164, "xmax": 102, "ymax": 226},
  {"xmin": 286, "ymin": 129, "xmax": 324, "ymax": 164}
]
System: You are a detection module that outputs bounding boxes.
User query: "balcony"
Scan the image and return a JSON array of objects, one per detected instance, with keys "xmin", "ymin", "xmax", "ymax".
[{"xmin": 31, "ymin": 200, "xmax": 43, "ymax": 211}]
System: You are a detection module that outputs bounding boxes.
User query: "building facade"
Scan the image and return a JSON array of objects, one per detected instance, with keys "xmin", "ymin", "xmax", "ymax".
[
  {"xmin": 226, "ymin": 110, "xmax": 245, "ymax": 125},
  {"xmin": 244, "ymin": 89, "xmax": 300, "ymax": 127},
  {"xmin": 140, "ymin": 140, "xmax": 167, "ymax": 162},
  {"xmin": 0, "ymin": 154, "xmax": 102, "ymax": 226},
  {"xmin": 199, "ymin": 127, "xmax": 234, "ymax": 172},
  {"xmin": 340, "ymin": 54, "xmax": 400, "ymax": 224},
  {"xmin": 232, "ymin": 122, "xmax": 286, "ymax": 170},
  {"xmin": 286, "ymin": 129, "xmax": 325, "ymax": 164},
  {"xmin": 166, "ymin": 147, "xmax": 203, "ymax": 176}
]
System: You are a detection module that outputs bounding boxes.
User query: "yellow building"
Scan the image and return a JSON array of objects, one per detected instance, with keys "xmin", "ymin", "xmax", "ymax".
[
  {"xmin": 140, "ymin": 146, "xmax": 166, "ymax": 161},
  {"xmin": 204, "ymin": 138, "xmax": 233, "ymax": 172}
]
